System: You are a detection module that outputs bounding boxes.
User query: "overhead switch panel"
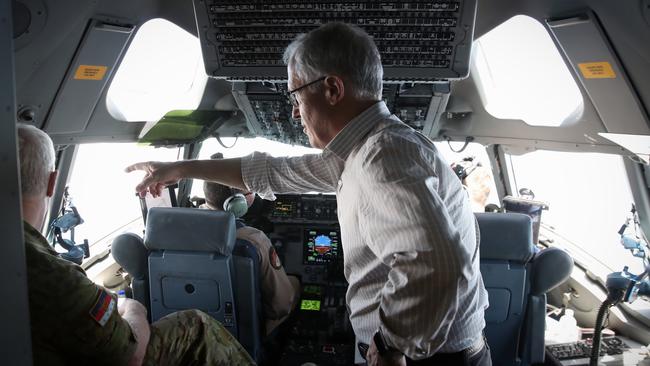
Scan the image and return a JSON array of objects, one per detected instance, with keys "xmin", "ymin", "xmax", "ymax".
[{"xmin": 193, "ymin": 0, "xmax": 477, "ymax": 82}]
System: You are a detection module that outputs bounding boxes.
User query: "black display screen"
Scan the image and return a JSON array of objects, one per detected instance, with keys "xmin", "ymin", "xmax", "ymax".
[
  {"xmin": 304, "ymin": 229, "xmax": 340, "ymax": 264},
  {"xmin": 271, "ymin": 199, "xmax": 295, "ymax": 218}
]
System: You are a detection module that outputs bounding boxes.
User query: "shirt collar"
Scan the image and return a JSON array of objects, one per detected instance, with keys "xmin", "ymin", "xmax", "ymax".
[
  {"xmin": 24, "ymin": 220, "xmax": 40, "ymax": 237},
  {"xmin": 23, "ymin": 220, "xmax": 51, "ymax": 250},
  {"xmin": 324, "ymin": 101, "xmax": 391, "ymax": 161}
]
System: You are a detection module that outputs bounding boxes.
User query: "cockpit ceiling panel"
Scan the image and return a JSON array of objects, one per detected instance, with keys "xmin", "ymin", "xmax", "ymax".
[{"xmin": 192, "ymin": 0, "xmax": 477, "ymax": 82}]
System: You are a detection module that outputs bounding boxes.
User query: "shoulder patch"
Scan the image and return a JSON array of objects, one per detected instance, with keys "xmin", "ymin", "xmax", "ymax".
[
  {"xmin": 89, "ymin": 289, "xmax": 116, "ymax": 327},
  {"xmin": 269, "ymin": 246, "xmax": 282, "ymax": 270}
]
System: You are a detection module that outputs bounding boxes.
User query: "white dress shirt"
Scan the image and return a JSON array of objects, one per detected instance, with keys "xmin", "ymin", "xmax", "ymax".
[{"xmin": 241, "ymin": 101, "xmax": 488, "ymax": 360}]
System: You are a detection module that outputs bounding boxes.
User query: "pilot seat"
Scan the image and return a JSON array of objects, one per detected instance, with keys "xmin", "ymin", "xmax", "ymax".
[
  {"xmin": 477, "ymin": 212, "xmax": 573, "ymax": 366},
  {"xmin": 112, "ymin": 207, "xmax": 263, "ymax": 362}
]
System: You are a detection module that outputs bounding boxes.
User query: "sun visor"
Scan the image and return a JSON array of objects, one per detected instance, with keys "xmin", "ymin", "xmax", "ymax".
[
  {"xmin": 44, "ymin": 21, "xmax": 134, "ymax": 135},
  {"xmin": 137, "ymin": 109, "xmax": 230, "ymax": 146},
  {"xmin": 547, "ymin": 13, "xmax": 650, "ymax": 137}
]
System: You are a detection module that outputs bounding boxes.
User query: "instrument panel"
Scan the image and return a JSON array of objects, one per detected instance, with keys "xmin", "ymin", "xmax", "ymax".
[
  {"xmin": 244, "ymin": 193, "xmax": 353, "ymax": 365},
  {"xmin": 247, "ymin": 193, "xmax": 345, "ymax": 284}
]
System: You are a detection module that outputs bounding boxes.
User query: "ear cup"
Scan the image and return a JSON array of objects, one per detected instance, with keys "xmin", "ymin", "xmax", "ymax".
[{"xmin": 223, "ymin": 193, "xmax": 248, "ymax": 218}]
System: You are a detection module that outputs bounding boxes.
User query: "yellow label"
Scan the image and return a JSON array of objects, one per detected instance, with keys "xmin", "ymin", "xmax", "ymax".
[
  {"xmin": 73, "ymin": 65, "xmax": 108, "ymax": 80},
  {"xmin": 578, "ymin": 62, "xmax": 616, "ymax": 79}
]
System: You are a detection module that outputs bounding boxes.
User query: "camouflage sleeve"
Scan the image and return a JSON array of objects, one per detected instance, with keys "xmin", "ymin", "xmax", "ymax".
[{"xmin": 26, "ymin": 232, "xmax": 137, "ymax": 365}]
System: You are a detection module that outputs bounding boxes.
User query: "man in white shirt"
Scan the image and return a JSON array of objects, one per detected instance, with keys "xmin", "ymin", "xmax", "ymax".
[{"xmin": 127, "ymin": 22, "xmax": 490, "ymax": 366}]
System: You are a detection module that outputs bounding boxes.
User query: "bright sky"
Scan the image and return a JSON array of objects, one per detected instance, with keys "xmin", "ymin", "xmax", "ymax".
[
  {"xmin": 508, "ymin": 151, "xmax": 639, "ymax": 275},
  {"xmin": 66, "ymin": 143, "xmax": 180, "ymax": 245}
]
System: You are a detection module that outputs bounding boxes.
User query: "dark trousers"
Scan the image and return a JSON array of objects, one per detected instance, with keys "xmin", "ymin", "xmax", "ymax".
[
  {"xmin": 359, "ymin": 341, "xmax": 492, "ymax": 366},
  {"xmin": 405, "ymin": 342, "xmax": 491, "ymax": 366}
]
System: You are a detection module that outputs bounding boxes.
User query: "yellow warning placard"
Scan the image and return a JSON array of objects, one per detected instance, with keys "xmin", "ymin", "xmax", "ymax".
[
  {"xmin": 73, "ymin": 65, "xmax": 108, "ymax": 80},
  {"xmin": 577, "ymin": 62, "xmax": 616, "ymax": 79}
]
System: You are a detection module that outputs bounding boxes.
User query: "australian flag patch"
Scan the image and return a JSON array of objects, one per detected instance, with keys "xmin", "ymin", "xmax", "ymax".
[{"xmin": 89, "ymin": 289, "xmax": 115, "ymax": 327}]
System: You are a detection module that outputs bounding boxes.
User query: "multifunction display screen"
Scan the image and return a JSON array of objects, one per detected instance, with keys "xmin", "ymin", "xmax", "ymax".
[
  {"xmin": 304, "ymin": 229, "xmax": 340, "ymax": 264},
  {"xmin": 271, "ymin": 199, "xmax": 296, "ymax": 218}
]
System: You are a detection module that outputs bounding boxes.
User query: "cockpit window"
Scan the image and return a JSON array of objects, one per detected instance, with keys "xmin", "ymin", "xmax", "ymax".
[
  {"xmin": 66, "ymin": 143, "xmax": 181, "ymax": 260},
  {"xmin": 506, "ymin": 150, "xmax": 639, "ymax": 277},
  {"xmin": 190, "ymin": 139, "xmax": 500, "ymax": 211},
  {"xmin": 106, "ymin": 18, "xmax": 208, "ymax": 122},
  {"xmin": 471, "ymin": 15, "xmax": 583, "ymax": 127}
]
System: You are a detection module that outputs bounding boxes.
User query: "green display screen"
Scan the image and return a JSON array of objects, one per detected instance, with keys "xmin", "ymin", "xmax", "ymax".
[{"xmin": 300, "ymin": 299, "xmax": 321, "ymax": 311}]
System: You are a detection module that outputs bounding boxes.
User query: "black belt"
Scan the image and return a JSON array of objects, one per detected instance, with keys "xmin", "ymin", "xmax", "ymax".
[{"xmin": 358, "ymin": 336, "xmax": 486, "ymax": 365}]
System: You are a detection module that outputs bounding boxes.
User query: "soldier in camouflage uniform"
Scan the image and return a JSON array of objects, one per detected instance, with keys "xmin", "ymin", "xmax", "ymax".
[{"xmin": 19, "ymin": 124, "xmax": 255, "ymax": 366}]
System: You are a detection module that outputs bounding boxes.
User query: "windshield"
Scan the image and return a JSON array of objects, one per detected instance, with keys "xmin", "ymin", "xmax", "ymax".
[
  {"xmin": 67, "ymin": 138, "xmax": 638, "ymax": 280},
  {"xmin": 506, "ymin": 150, "xmax": 641, "ymax": 276},
  {"xmin": 65, "ymin": 143, "xmax": 181, "ymax": 260},
  {"xmin": 64, "ymin": 138, "xmax": 319, "ymax": 261}
]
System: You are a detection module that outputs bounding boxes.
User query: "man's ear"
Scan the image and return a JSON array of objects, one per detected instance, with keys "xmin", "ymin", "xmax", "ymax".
[
  {"xmin": 323, "ymin": 75, "xmax": 345, "ymax": 105},
  {"xmin": 46, "ymin": 171, "xmax": 58, "ymax": 198}
]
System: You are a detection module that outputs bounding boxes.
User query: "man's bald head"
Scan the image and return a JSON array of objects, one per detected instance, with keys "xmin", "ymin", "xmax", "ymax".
[{"xmin": 17, "ymin": 124, "xmax": 55, "ymax": 198}]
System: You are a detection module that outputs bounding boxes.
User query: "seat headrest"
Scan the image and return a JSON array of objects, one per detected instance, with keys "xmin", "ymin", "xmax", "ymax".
[
  {"xmin": 112, "ymin": 232, "xmax": 148, "ymax": 279},
  {"xmin": 144, "ymin": 207, "xmax": 236, "ymax": 255},
  {"xmin": 476, "ymin": 212, "xmax": 536, "ymax": 262},
  {"xmin": 530, "ymin": 247, "xmax": 573, "ymax": 295}
]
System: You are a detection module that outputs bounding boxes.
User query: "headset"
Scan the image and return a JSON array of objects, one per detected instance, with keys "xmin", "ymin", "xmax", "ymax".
[
  {"xmin": 207, "ymin": 152, "xmax": 250, "ymax": 218},
  {"xmin": 223, "ymin": 191, "xmax": 249, "ymax": 218}
]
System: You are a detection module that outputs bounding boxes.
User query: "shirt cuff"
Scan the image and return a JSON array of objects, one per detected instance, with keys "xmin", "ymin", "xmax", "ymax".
[{"xmin": 240, "ymin": 152, "xmax": 276, "ymax": 201}]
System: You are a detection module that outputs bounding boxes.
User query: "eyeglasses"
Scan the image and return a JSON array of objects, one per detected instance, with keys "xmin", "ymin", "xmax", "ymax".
[{"xmin": 287, "ymin": 76, "xmax": 326, "ymax": 107}]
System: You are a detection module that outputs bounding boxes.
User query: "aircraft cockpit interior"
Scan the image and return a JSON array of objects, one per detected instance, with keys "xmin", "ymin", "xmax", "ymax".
[{"xmin": 2, "ymin": 0, "xmax": 650, "ymax": 365}]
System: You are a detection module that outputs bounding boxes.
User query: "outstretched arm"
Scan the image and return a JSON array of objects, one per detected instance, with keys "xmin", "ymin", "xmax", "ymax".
[
  {"xmin": 126, "ymin": 152, "xmax": 343, "ymax": 199},
  {"xmin": 125, "ymin": 158, "xmax": 245, "ymax": 198}
]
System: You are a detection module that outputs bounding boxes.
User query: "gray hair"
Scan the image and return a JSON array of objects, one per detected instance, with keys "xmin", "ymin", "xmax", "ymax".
[
  {"xmin": 17, "ymin": 124, "xmax": 55, "ymax": 196},
  {"xmin": 283, "ymin": 22, "xmax": 383, "ymax": 100}
]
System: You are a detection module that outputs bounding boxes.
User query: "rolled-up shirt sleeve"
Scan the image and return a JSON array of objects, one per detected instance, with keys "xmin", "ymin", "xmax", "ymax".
[
  {"xmin": 241, "ymin": 151, "xmax": 343, "ymax": 199},
  {"xmin": 359, "ymin": 140, "xmax": 469, "ymax": 359}
]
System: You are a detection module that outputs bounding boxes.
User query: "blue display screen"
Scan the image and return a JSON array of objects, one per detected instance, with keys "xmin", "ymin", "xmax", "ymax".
[{"xmin": 304, "ymin": 229, "xmax": 340, "ymax": 264}]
